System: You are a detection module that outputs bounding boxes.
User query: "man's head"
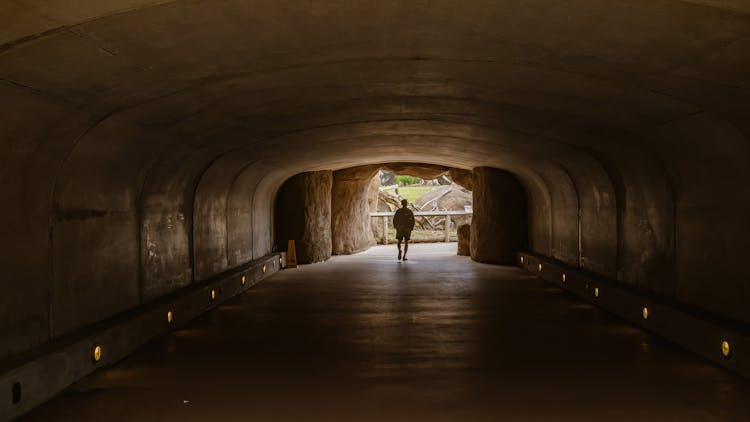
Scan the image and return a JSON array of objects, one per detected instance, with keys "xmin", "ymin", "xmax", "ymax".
[{"xmin": 401, "ymin": 199, "xmax": 408, "ymax": 208}]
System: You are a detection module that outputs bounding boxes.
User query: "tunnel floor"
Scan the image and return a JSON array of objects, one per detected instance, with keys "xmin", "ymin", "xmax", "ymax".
[{"xmin": 24, "ymin": 243, "xmax": 750, "ymax": 421}]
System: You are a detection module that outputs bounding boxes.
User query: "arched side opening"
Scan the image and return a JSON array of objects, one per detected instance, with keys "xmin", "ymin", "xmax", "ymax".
[
  {"xmin": 274, "ymin": 171, "xmax": 333, "ymax": 264},
  {"xmin": 470, "ymin": 167, "xmax": 529, "ymax": 264}
]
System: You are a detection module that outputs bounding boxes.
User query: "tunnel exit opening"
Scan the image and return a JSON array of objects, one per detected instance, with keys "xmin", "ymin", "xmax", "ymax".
[
  {"xmin": 274, "ymin": 164, "xmax": 528, "ymax": 266},
  {"xmin": 370, "ymin": 169, "xmax": 473, "ymax": 246}
]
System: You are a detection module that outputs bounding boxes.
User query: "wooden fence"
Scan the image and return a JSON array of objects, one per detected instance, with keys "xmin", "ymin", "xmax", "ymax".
[{"xmin": 369, "ymin": 210, "xmax": 472, "ymax": 244}]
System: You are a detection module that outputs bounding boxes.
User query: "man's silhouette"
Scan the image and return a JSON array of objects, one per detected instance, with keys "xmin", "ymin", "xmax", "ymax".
[{"xmin": 393, "ymin": 199, "xmax": 415, "ymax": 261}]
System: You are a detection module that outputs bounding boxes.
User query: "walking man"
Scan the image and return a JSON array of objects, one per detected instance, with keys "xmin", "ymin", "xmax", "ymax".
[{"xmin": 393, "ymin": 199, "xmax": 415, "ymax": 261}]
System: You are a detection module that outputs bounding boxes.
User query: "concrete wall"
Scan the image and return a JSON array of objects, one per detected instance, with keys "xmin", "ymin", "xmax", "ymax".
[{"xmin": 0, "ymin": 107, "xmax": 282, "ymax": 361}]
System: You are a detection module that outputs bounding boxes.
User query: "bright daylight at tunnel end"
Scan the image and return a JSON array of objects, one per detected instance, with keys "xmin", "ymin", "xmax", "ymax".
[{"xmin": 2, "ymin": 1, "xmax": 750, "ymax": 420}]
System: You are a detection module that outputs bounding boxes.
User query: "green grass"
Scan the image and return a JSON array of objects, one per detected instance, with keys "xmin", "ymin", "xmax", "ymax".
[
  {"xmin": 383, "ymin": 227, "xmax": 457, "ymax": 243},
  {"xmin": 386, "ymin": 186, "xmax": 433, "ymax": 204}
]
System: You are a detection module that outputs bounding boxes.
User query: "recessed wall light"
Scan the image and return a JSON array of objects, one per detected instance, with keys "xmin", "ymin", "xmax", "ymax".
[
  {"xmin": 594, "ymin": 287, "xmax": 600, "ymax": 298},
  {"xmin": 538, "ymin": 263, "xmax": 543, "ymax": 272},
  {"xmin": 721, "ymin": 340, "xmax": 732, "ymax": 359},
  {"xmin": 210, "ymin": 289, "xmax": 216, "ymax": 301},
  {"xmin": 167, "ymin": 310, "xmax": 173, "ymax": 323},
  {"xmin": 520, "ymin": 256, "xmax": 524, "ymax": 264},
  {"xmin": 92, "ymin": 344, "xmax": 102, "ymax": 363},
  {"xmin": 263, "ymin": 265, "xmax": 267, "ymax": 273},
  {"xmin": 241, "ymin": 275, "xmax": 246, "ymax": 285},
  {"xmin": 642, "ymin": 307, "xmax": 649, "ymax": 320},
  {"xmin": 562, "ymin": 274, "xmax": 566, "ymax": 283}
]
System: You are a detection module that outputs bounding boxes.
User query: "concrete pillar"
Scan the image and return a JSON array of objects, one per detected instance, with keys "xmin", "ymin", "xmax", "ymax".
[
  {"xmin": 470, "ymin": 167, "xmax": 528, "ymax": 264},
  {"xmin": 275, "ymin": 171, "xmax": 333, "ymax": 264},
  {"xmin": 457, "ymin": 224, "xmax": 471, "ymax": 256},
  {"xmin": 331, "ymin": 165, "xmax": 380, "ymax": 254}
]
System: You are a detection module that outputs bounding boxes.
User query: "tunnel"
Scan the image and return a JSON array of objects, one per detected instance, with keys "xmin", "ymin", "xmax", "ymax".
[{"xmin": 1, "ymin": 1, "xmax": 750, "ymax": 420}]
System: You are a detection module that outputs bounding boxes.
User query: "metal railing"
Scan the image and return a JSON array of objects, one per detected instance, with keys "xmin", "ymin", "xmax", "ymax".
[{"xmin": 369, "ymin": 210, "xmax": 472, "ymax": 244}]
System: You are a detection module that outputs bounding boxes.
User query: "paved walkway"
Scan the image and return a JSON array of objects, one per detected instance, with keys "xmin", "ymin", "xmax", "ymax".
[{"xmin": 25, "ymin": 244, "xmax": 750, "ymax": 421}]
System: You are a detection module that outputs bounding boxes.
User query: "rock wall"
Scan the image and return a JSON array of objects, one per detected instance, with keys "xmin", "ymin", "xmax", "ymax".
[
  {"xmin": 331, "ymin": 165, "xmax": 381, "ymax": 254},
  {"xmin": 470, "ymin": 167, "xmax": 528, "ymax": 264},
  {"xmin": 383, "ymin": 163, "xmax": 449, "ymax": 180},
  {"xmin": 275, "ymin": 171, "xmax": 333, "ymax": 264},
  {"xmin": 448, "ymin": 168, "xmax": 473, "ymax": 191}
]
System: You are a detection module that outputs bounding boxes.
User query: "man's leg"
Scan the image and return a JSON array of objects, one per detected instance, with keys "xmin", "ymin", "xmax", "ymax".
[
  {"xmin": 402, "ymin": 239, "xmax": 409, "ymax": 260},
  {"xmin": 397, "ymin": 238, "xmax": 403, "ymax": 260}
]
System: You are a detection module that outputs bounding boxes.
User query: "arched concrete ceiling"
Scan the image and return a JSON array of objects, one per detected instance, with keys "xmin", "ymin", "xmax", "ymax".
[
  {"xmin": 2, "ymin": 0, "xmax": 749, "ymax": 180},
  {"xmin": 2, "ymin": 1, "xmax": 749, "ymax": 167},
  {"xmin": 1, "ymin": 0, "xmax": 750, "ymax": 358}
]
